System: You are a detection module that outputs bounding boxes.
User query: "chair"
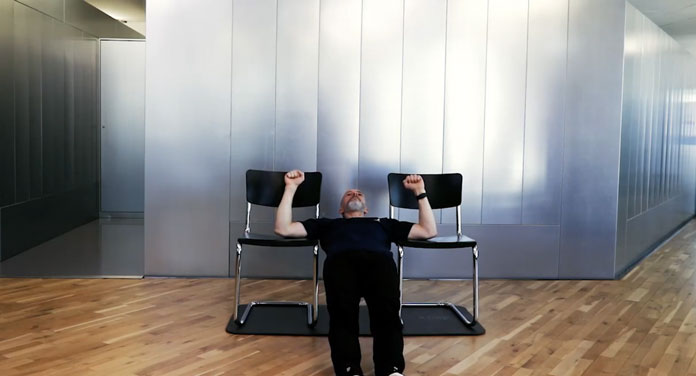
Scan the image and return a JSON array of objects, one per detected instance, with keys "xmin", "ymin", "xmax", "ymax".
[
  {"xmin": 233, "ymin": 169, "xmax": 322, "ymax": 327},
  {"xmin": 387, "ymin": 173, "xmax": 479, "ymax": 326}
]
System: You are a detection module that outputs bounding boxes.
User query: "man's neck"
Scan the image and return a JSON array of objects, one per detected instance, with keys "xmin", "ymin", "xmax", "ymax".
[{"xmin": 343, "ymin": 211, "xmax": 365, "ymax": 219}]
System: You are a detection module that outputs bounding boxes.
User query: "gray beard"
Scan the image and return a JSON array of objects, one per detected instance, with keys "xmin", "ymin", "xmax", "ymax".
[{"xmin": 346, "ymin": 199, "xmax": 365, "ymax": 213}]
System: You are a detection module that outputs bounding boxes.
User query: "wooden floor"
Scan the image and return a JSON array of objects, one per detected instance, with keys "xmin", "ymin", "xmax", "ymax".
[{"xmin": 2, "ymin": 222, "xmax": 696, "ymax": 376}]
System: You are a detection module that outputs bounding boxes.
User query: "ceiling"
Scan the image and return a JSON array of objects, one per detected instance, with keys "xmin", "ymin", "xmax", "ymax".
[
  {"xmin": 85, "ymin": 0, "xmax": 146, "ymax": 36},
  {"xmin": 629, "ymin": 0, "xmax": 696, "ymax": 55}
]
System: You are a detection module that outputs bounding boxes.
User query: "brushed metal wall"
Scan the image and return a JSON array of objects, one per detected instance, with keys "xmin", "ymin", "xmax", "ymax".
[
  {"xmin": 317, "ymin": 0, "xmax": 362, "ymax": 219},
  {"xmin": 615, "ymin": 3, "xmax": 696, "ymax": 276},
  {"xmin": 1, "ymin": 0, "xmax": 132, "ymax": 210},
  {"xmin": 145, "ymin": 0, "xmax": 232, "ymax": 276},
  {"xmin": 358, "ymin": 0, "xmax": 403, "ymax": 220},
  {"xmin": 147, "ymin": 0, "xmax": 691, "ymax": 279},
  {"xmin": 442, "ymin": 0, "xmax": 487, "ymax": 225},
  {"xmin": 220, "ymin": 0, "xmax": 601, "ymax": 279},
  {"xmin": 481, "ymin": 0, "xmax": 527, "ymax": 225},
  {"xmin": 559, "ymin": 0, "xmax": 626, "ymax": 279},
  {"xmin": 4, "ymin": 2, "xmax": 99, "ymax": 207},
  {"xmin": 0, "ymin": 0, "xmax": 13, "ymax": 207},
  {"xmin": 13, "ymin": 3, "xmax": 98, "ymax": 202},
  {"xmin": 1, "ymin": 1, "xmax": 103, "ymax": 260}
]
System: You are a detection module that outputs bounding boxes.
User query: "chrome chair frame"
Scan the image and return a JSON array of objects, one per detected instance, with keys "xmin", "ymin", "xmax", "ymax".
[
  {"xmin": 389, "ymin": 179, "xmax": 479, "ymax": 326},
  {"xmin": 233, "ymin": 173, "xmax": 321, "ymax": 327}
]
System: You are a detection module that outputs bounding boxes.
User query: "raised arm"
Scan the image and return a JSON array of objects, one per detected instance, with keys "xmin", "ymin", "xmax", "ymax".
[
  {"xmin": 274, "ymin": 170, "xmax": 309, "ymax": 238},
  {"xmin": 403, "ymin": 175, "xmax": 438, "ymax": 240}
]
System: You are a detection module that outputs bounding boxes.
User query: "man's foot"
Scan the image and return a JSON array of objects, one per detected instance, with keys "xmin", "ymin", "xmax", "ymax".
[{"xmin": 344, "ymin": 365, "xmax": 363, "ymax": 376}]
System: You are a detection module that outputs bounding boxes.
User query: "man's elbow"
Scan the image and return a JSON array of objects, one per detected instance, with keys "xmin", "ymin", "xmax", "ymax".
[
  {"xmin": 426, "ymin": 228, "xmax": 438, "ymax": 239},
  {"xmin": 412, "ymin": 225, "xmax": 437, "ymax": 240},
  {"xmin": 274, "ymin": 226, "xmax": 288, "ymax": 237}
]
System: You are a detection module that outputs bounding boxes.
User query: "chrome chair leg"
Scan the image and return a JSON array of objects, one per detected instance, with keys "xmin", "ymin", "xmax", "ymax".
[
  {"xmin": 398, "ymin": 244, "xmax": 479, "ymax": 326},
  {"xmin": 311, "ymin": 245, "xmax": 319, "ymax": 327},
  {"xmin": 398, "ymin": 245, "xmax": 404, "ymax": 320},
  {"xmin": 233, "ymin": 243, "xmax": 243, "ymax": 323},
  {"xmin": 234, "ymin": 242, "xmax": 319, "ymax": 327},
  {"xmin": 473, "ymin": 245, "xmax": 479, "ymax": 322}
]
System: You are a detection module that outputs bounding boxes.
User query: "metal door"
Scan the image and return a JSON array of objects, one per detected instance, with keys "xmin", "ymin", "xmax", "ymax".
[{"xmin": 100, "ymin": 40, "xmax": 145, "ymax": 214}]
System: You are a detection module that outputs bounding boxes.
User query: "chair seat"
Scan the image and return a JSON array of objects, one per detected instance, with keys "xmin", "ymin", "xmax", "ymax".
[
  {"xmin": 398, "ymin": 235, "xmax": 477, "ymax": 249},
  {"xmin": 238, "ymin": 233, "xmax": 317, "ymax": 247}
]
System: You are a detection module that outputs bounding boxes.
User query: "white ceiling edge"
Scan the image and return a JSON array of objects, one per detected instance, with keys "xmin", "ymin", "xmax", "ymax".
[
  {"xmin": 122, "ymin": 21, "xmax": 146, "ymax": 36},
  {"xmin": 85, "ymin": 0, "xmax": 146, "ymax": 37}
]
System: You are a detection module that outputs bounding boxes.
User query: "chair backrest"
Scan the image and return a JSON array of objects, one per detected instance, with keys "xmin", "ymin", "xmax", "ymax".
[
  {"xmin": 245, "ymin": 170, "xmax": 322, "ymax": 232},
  {"xmin": 387, "ymin": 172, "xmax": 463, "ymax": 236},
  {"xmin": 387, "ymin": 173, "xmax": 462, "ymax": 209},
  {"xmin": 246, "ymin": 170, "xmax": 322, "ymax": 207}
]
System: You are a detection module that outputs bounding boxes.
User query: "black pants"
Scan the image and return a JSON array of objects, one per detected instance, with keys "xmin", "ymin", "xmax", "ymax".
[{"xmin": 323, "ymin": 251, "xmax": 405, "ymax": 376}]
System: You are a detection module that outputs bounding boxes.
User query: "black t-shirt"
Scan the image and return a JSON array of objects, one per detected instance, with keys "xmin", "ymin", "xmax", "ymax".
[{"xmin": 301, "ymin": 217, "xmax": 413, "ymax": 257}]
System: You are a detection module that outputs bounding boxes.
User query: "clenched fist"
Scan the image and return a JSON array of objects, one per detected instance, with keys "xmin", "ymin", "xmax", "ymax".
[
  {"xmin": 402, "ymin": 174, "xmax": 425, "ymax": 195},
  {"xmin": 284, "ymin": 170, "xmax": 305, "ymax": 188}
]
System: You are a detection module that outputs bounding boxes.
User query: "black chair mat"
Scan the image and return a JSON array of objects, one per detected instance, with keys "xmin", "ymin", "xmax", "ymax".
[{"xmin": 226, "ymin": 304, "xmax": 485, "ymax": 336}]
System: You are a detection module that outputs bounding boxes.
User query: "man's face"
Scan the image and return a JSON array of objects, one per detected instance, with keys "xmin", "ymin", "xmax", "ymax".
[{"xmin": 339, "ymin": 189, "xmax": 368, "ymax": 216}]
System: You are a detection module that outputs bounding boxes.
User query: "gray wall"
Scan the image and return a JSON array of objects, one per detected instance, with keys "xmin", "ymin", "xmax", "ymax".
[
  {"xmin": 615, "ymin": 3, "xmax": 696, "ymax": 276},
  {"xmin": 146, "ymin": 0, "xmax": 641, "ymax": 279},
  {"xmin": 0, "ymin": 0, "xmax": 139, "ymax": 260}
]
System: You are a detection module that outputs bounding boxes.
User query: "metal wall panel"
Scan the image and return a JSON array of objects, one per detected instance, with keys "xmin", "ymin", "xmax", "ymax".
[
  {"xmin": 11, "ymin": 1, "xmax": 100, "ymax": 204},
  {"xmin": 358, "ymin": 0, "xmax": 403, "ymax": 219},
  {"xmin": 616, "ymin": 4, "xmax": 638, "ymax": 269},
  {"xmin": 230, "ymin": 0, "xmax": 277, "ymax": 223},
  {"xmin": 74, "ymin": 32, "xmax": 91, "ymax": 188},
  {"xmin": 481, "ymin": 0, "xmax": 528, "ymax": 224},
  {"xmin": 625, "ymin": 8, "xmax": 641, "ymax": 218},
  {"xmin": 100, "ymin": 40, "xmax": 145, "ymax": 213},
  {"xmin": 442, "ymin": 0, "xmax": 487, "ymax": 225},
  {"xmin": 559, "ymin": 0, "xmax": 625, "ymax": 279},
  {"xmin": 27, "ymin": 9, "xmax": 43, "ymax": 198},
  {"xmin": 522, "ymin": 0, "xmax": 567, "ymax": 225},
  {"xmin": 88, "ymin": 37, "xmax": 98, "ymax": 184},
  {"xmin": 400, "ymin": 0, "xmax": 446, "ymax": 222},
  {"xmin": 42, "ymin": 17, "xmax": 66, "ymax": 195},
  {"xmin": 136, "ymin": 0, "xmax": 696, "ymax": 279},
  {"xmin": 145, "ymin": 0, "xmax": 232, "ymax": 276},
  {"xmin": 640, "ymin": 20, "xmax": 654, "ymax": 212},
  {"xmin": 615, "ymin": 3, "xmax": 696, "ymax": 276},
  {"xmin": 638, "ymin": 15, "xmax": 650, "ymax": 216},
  {"xmin": 317, "ymin": 0, "xmax": 361, "ymax": 217},
  {"xmin": 64, "ymin": 25, "xmax": 79, "ymax": 189},
  {"xmin": 231, "ymin": 0, "xmax": 320, "ymax": 278},
  {"xmin": 13, "ymin": 2, "xmax": 31, "ymax": 203},
  {"xmin": 649, "ymin": 26, "xmax": 662, "ymax": 208},
  {"xmin": 1, "ymin": 0, "xmax": 15, "ymax": 207},
  {"xmin": 400, "ymin": 0, "xmax": 446, "ymax": 175},
  {"xmin": 2, "ymin": 1, "xmax": 101, "ymax": 261},
  {"xmin": 275, "ymin": 0, "xmax": 319, "ymax": 172}
]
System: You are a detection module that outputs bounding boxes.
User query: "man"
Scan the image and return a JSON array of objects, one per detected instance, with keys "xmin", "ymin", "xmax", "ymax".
[{"xmin": 274, "ymin": 170, "xmax": 437, "ymax": 376}]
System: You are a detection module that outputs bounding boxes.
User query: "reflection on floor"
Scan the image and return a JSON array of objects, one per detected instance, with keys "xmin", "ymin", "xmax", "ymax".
[{"xmin": 0, "ymin": 218, "xmax": 143, "ymax": 278}]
